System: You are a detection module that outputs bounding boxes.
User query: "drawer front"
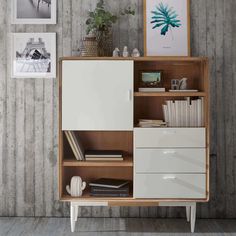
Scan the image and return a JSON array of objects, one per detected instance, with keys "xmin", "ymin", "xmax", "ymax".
[
  {"xmin": 134, "ymin": 174, "xmax": 206, "ymax": 199},
  {"xmin": 134, "ymin": 128, "xmax": 206, "ymax": 148},
  {"xmin": 135, "ymin": 148, "xmax": 206, "ymax": 173}
]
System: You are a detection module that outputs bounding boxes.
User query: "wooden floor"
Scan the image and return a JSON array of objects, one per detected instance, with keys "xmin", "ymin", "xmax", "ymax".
[{"xmin": 0, "ymin": 218, "xmax": 236, "ymax": 236}]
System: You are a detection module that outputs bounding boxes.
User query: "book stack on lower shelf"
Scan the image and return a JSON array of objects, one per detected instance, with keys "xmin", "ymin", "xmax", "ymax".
[
  {"xmin": 85, "ymin": 150, "xmax": 123, "ymax": 161},
  {"xmin": 162, "ymin": 97, "xmax": 204, "ymax": 127},
  {"xmin": 89, "ymin": 178, "xmax": 130, "ymax": 197},
  {"xmin": 138, "ymin": 119, "xmax": 166, "ymax": 128}
]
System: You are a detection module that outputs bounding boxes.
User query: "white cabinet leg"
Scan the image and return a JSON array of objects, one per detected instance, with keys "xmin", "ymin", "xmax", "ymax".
[
  {"xmin": 70, "ymin": 203, "xmax": 76, "ymax": 232},
  {"xmin": 186, "ymin": 206, "xmax": 190, "ymax": 222},
  {"xmin": 75, "ymin": 205, "xmax": 78, "ymax": 222},
  {"xmin": 190, "ymin": 203, "xmax": 196, "ymax": 233}
]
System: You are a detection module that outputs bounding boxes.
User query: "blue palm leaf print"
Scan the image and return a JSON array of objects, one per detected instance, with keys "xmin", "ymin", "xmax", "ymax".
[{"xmin": 151, "ymin": 2, "xmax": 181, "ymax": 36}]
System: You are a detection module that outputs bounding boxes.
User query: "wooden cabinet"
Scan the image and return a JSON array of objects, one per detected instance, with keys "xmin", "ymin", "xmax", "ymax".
[
  {"xmin": 59, "ymin": 57, "xmax": 210, "ymax": 233},
  {"xmin": 62, "ymin": 60, "xmax": 133, "ymax": 130}
]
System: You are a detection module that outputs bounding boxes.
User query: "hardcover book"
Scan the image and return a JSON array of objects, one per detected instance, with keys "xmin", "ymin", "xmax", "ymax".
[{"xmin": 89, "ymin": 178, "xmax": 130, "ymax": 189}]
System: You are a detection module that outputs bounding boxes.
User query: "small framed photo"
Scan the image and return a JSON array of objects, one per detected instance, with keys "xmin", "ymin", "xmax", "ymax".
[
  {"xmin": 144, "ymin": 0, "xmax": 190, "ymax": 56},
  {"xmin": 12, "ymin": 0, "xmax": 57, "ymax": 24},
  {"xmin": 11, "ymin": 33, "xmax": 56, "ymax": 78},
  {"xmin": 140, "ymin": 71, "xmax": 163, "ymax": 88}
]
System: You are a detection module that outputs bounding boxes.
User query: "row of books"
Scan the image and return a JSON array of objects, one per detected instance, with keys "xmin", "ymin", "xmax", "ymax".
[
  {"xmin": 65, "ymin": 131, "xmax": 124, "ymax": 161},
  {"xmin": 65, "ymin": 131, "xmax": 85, "ymax": 160},
  {"xmin": 162, "ymin": 97, "xmax": 204, "ymax": 127},
  {"xmin": 89, "ymin": 178, "xmax": 130, "ymax": 197}
]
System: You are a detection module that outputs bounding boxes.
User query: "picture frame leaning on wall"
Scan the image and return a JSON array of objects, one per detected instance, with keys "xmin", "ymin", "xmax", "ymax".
[{"xmin": 144, "ymin": 0, "xmax": 190, "ymax": 56}]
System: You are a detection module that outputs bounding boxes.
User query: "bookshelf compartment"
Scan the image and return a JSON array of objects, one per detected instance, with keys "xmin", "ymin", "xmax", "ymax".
[
  {"xmin": 62, "ymin": 166, "xmax": 133, "ymax": 198},
  {"xmin": 134, "ymin": 96, "xmax": 206, "ymax": 128},
  {"xmin": 63, "ymin": 131, "xmax": 133, "ymax": 162},
  {"xmin": 134, "ymin": 60, "xmax": 207, "ymax": 93}
]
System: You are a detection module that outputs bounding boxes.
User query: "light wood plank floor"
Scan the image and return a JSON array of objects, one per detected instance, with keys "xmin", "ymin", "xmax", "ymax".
[{"xmin": 0, "ymin": 218, "xmax": 236, "ymax": 236}]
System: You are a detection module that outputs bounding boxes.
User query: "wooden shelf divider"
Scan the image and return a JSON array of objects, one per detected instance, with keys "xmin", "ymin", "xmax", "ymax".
[
  {"xmin": 134, "ymin": 92, "xmax": 206, "ymax": 97},
  {"xmin": 63, "ymin": 156, "xmax": 133, "ymax": 167}
]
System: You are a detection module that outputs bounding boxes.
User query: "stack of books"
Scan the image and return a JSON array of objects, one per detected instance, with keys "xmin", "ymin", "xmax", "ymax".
[
  {"xmin": 65, "ymin": 131, "xmax": 85, "ymax": 160},
  {"xmin": 162, "ymin": 97, "xmax": 204, "ymax": 127},
  {"xmin": 89, "ymin": 178, "xmax": 130, "ymax": 197},
  {"xmin": 138, "ymin": 119, "xmax": 166, "ymax": 128},
  {"xmin": 85, "ymin": 150, "xmax": 123, "ymax": 161}
]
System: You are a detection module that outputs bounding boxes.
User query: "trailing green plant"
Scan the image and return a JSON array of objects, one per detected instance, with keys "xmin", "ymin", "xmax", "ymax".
[
  {"xmin": 151, "ymin": 2, "xmax": 181, "ymax": 36},
  {"xmin": 86, "ymin": 0, "xmax": 135, "ymax": 35}
]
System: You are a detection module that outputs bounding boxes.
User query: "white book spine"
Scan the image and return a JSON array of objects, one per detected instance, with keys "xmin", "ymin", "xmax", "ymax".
[
  {"xmin": 185, "ymin": 97, "xmax": 190, "ymax": 127},
  {"xmin": 162, "ymin": 105, "xmax": 167, "ymax": 124},
  {"xmin": 171, "ymin": 101, "xmax": 176, "ymax": 127},
  {"xmin": 166, "ymin": 101, "xmax": 172, "ymax": 127},
  {"xmin": 201, "ymin": 97, "xmax": 205, "ymax": 126},
  {"xmin": 197, "ymin": 99, "xmax": 202, "ymax": 127},
  {"xmin": 192, "ymin": 100, "xmax": 197, "ymax": 127},
  {"xmin": 183, "ymin": 100, "xmax": 187, "ymax": 127},
  {"xmin": 175, "ymin": 101, "xmax": 179, "ymax": 127},
  {"xmin": 189, "ymin": 103, "xmax": 194, "ymax": 127}
]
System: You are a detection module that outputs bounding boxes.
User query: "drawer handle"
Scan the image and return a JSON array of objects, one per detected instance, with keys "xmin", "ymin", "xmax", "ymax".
[
  {"xmin": 162, "ymin": 130, "xmax": 176, "ymax": 135},
  {"xmin": 163, "ymin": 150, "xmax": 176, "ymax": 155},
  {"xmin": 163, "ymin": 176, "xmax": 176, "ymax": 180}
]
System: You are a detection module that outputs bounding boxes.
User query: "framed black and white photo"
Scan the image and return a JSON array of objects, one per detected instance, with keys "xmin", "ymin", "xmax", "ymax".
[
  {"xmin": 11, "ymin": 33, "xmax": 56, "ymax": 78},
  {"xmin": 144, "ymin": 0, "xmax": 190, "ymax": 56},
  {"xmin": 12, "ymin": 0, "xmax": 57, "ymax": 24}
]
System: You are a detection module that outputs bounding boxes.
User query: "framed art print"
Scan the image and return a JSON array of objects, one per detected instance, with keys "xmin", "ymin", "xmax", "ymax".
[
  {"xmin": 144, "ymin": 0, "xmax": 190, "ymax": 56},
  {"xmin": 12, "ymin": 0, "xmax": 57, "ymax": 24},
  {"xmin": 12, "ymin": 33, "xmax": 56, "ymax": 78}
]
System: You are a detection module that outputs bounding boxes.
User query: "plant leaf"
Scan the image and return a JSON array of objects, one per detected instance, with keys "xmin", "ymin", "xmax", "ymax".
[{"xmin": 151, "ymin": 3, "xmax": 181, "ymax": 36}]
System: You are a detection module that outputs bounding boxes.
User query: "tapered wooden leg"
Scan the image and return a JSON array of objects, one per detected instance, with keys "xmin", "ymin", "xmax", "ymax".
[
  {"xmin": 70, "ymin": 203, "xmax": 76, "ymax": 232},
  {"xmin": 186, "ymin": 206, "xmax": 190, "ymax": 222},
  {"xmin": 190, "ymin": 203, "xmax": 196, "ymax": 233}
]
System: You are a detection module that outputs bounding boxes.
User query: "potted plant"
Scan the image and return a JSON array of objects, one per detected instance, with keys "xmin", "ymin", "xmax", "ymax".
[{"xmin": 85, "ymin": 0, "xmax": 135, "ymax": 56}]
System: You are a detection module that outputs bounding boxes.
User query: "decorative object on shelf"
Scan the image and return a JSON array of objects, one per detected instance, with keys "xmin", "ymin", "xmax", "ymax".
[
  {"xmin": 144, "ymin": 0, "xmax": 190, "ymax": 56},
  {"xmin": 171, "ymin": 78, "xmax": 188, "ymax": 90},
  {"xmin": 139, "ymin": 71, "xmax": 164, "ymax": 92},
  {"xmin": 179, "ymin": 78, "xmax": 188, "ymax": 90},
  {"xmin": 85, "ymin": 0, "xmax": 135, "ymax": 56},
  {"xmin": 112, "ymin": 48, "xmax": 120, "ymax": 57},
  {"xmin": 122, "ymin": 46, "xmax": 129, "ymax": 57},
  {"xmin": 131, "ymin": 48, "xmax": 141, "ymax": 57},
  {"xmin": 11, "ymin": 33, "xmax": 56, "ymax": 78},
  {"xmin": 81, "ymin": 35, "xmax": 98, "ymax": 57},
  {"xmin": 66, "ymin": 176, "xmax": 86, "ymax": 197},
  {"xmin": 12, "ymin": 0, "xmax": 57, "ymax": 24},
  {"xmin": 171, "ymin": 79, "xmax": 180, "ymax": 90}
]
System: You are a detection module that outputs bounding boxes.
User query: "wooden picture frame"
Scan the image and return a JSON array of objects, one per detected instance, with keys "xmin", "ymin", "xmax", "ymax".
[{"xmin": 143, "ymin": 0, "xmax": 190, "ymax": 56}]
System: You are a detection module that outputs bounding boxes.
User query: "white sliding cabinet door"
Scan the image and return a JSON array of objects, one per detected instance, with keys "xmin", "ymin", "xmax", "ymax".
[{"xmin": 62, "ymin": 60, "xmax": 133, "ymax": 130}]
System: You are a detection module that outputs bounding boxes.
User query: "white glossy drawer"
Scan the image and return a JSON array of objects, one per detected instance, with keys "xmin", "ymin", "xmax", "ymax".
[
  {"xmin": 134, "ymin": 174, "xmax": 206, "ymax": 199},
  {"xmin": 134, "ymin": 128, "xmax": 206, "ymax": 148},
  {"xmin": 135, "ymin": 148, "xmax": 206, "ymax": 173}
]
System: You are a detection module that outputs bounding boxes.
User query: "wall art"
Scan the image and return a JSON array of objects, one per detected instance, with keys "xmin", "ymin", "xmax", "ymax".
[
  {"xmin": 144, "ymin": 0, "xmax": 190, "ymax": 56},
  {"xmin": 11, "ymin": 33, "xmax": 56, "ymax": 78},
  {"xmin": 12, "ymin": 0, "xmax": 57, "ymax": 24}
]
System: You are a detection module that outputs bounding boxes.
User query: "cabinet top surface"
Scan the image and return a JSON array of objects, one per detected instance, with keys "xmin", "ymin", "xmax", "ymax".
[{"xmin": 60, "ymin": 56, "xmax": 208, "ymax": 62}]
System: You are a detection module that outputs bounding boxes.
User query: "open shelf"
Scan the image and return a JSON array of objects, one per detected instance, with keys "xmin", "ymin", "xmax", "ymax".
[
  {"xmin": 63, "ymin": 156, "xmax": 133, "ymax": 167},
  {"xmin": 134, "ymin": 92, "xmax": 206, "ymax": 97}
]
